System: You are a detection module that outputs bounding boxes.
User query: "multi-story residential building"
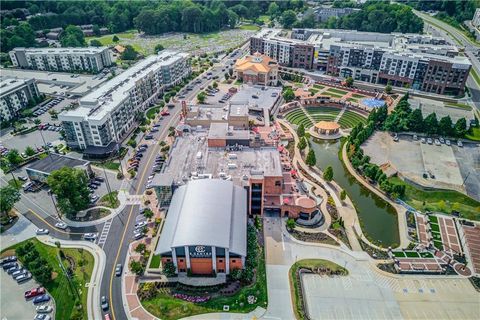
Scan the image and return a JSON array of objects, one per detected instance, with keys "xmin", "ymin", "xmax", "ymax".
[
  {"xmin": 9, "ymin": 47, "xmax": 112, "ymax": 74},
  {"xmin": 251, "ymin": 28, "xmax": 471, "ymax": 95},
  {"xmin": 312, "ymin": 6, "xmax": 360, "ymax": 22},
  {"xmin": 59, "ymin": 51, "xmax": 190, "ymax": 158},
  {"xmin": 472, "ymin": 8, "xmax": 480, "ymax": 28},
  {"xmin": 0, "ymin": 77, "xmax": 40, "ymax": 122}
]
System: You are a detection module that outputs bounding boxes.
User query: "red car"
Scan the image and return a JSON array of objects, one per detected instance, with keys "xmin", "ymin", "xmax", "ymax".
[
  {"xmin": 160, "ymin": 111, "xmax": 170, "ymax": 116},
  {"xmin": 24, "ymin": 287, "xmax": 46, "ymax": 299}
]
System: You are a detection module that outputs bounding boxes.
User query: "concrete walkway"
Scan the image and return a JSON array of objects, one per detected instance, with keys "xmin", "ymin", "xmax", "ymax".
[
  {"xmin": 278, "ymin": 118, "xmax": 363, "ymax": 251},
  {"xmin": 341, "ymin": 143, "xmax": 410, "ymax": 248},
  {"xmin": 36, "ymin": 236, "xmax": 106, "ymax": 320},
  {"xmin": 0, "ymin": 211, "xmax": 37, "ymax": 251}
]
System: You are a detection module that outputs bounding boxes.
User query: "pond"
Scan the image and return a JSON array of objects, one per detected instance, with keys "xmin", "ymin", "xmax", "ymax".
[{"xmin": 309, "ymin": 138, "xmax": 400, "ymax": 247}]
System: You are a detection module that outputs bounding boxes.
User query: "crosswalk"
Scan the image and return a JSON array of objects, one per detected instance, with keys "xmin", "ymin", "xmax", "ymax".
[
  {"xmin": 97, "ymin": 219, "xmax": 112, "ymax": 248},
  {"xmin": 125, "ymin": 195, "xmax": 143, "ymax": 205}
]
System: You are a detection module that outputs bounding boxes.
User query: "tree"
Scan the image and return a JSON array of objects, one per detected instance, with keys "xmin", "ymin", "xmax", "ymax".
[
  {"xmin": 25, "ymin": 146, "xmax": 36, "ymax": 157},
  {"xmin": 267, "ymin": 2, "xmax": 280, "ymax": 19},
  {"xmin": 0, "ymin": 185, "xmax": 20, "ymax": 218},
  {"xmin": 286, "ymin": 218, "xmax": 295, "ymax": 231},
  {"xmin": 281, "ymin": 10, "xmax": 297, "ymax": 29},
  {"xmin": 283, "ymin": 87, "xmax": 295, "ymax": 102},
  {"xmin": 439, "ymin": 115, "xmax": 453, "ymax": 137},
  {"xmin": 297, "ymin": 123, "xmax": 305, "ymax": 137},
  {"xmin": 6, "ymin": 149, "xmax": 22, "ymax": 166},
  {"xmin": 121, "ymin": 45, "xmax": 138, "ymax": 60},
  {"xmin": 212, "ymin": 81, "xmax": 218, "ymax": 89},
  {"xmin": 197, "ymin": 92, "xmax": 206, "ymax": 104},
  {"xmin": 297, "ymin": 136, "xmax": 307, "ymax": 150},
  {"xmin": 385, "ymin": 84, "xmax": 393, "ymax": 94},
  {"xmin": 129, "ymin": 260, "xmax": 144, "ymax": 276},
  {"xmin": 345, "ymin": 76, "xmax": 354, "ymax": 87},
  {"xmin": 407, "ymin": 108, "xmax": 424, "ymax": 132},
  {"xmin": 60, "ymin": 25, "xmax": 86, "ymax": 47},
  {"xmin": 90, "ymin": 39, "xmax": 102, "ymax": 47},
  {"xmin": 135, "ymin": 243, "xmax": 146, "ymax": 253},
  {"xmin": 92, "ymin": 25, "xmax": 101, "ymax": 37},
  {"xmin": 154, "ymin": 43, "xmax": 164, "ymax": 53},
  {"xmin": 112, "ymin": 35, "xmax": 119, "ymax": 42},
  {"xmin": 454, "ymin": 118, "xmax": 467, "ymax": 137},
  {"xmin": 47, "ymin": 167, "xmax": 90, "ymax": 217},
  {"xmin": 423, "ymin": 113, "xmax": 438, "ymax": 135},
  {"xmin": 143, "ymin": 208, "xmax": 153, "ymax": 219},
  {"xmin": 162, "ymin": 261, "xmax": 176, "ymax": 277},
  {"xmin": 340, "ymin": 190, "xmax": 347, "ymax": 201},
  {"xmin": 305, "ymin": 149, "xmax": 316, "ymax": 166},
  {"xmin": 323, "ymin": 166, "xmax": 334, "ymax": 182}
]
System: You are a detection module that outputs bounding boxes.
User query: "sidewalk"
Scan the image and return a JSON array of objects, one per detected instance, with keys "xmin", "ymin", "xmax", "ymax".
[
  {"xmin": 37, "ymin": 236, "xmax": 106, "ymax": 320},
  {"xmin": 0, "ymin": 211, "xmax": 37, "ymax": 251}
]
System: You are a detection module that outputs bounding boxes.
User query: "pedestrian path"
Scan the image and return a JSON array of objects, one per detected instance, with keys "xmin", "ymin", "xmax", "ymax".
[
  {"xmin": 300, "ymin": 105, "xmax": 316, "ymax": 124},
  {"xmin": 334, "ymin": 105, "xmax": 347, "ymax": 122},
  {"xmin": 97, "ymin": 219, "xmax": 112, "ymax": 249},
  {"xmin": 125, "ymin": 195, "xmax": 143, "ymax": 205}
]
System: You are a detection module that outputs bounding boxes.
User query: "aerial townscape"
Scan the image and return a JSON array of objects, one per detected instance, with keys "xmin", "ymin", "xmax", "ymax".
[{"xmin": 1, "ymin": 1, "xmax": 480, "ymax": 320}]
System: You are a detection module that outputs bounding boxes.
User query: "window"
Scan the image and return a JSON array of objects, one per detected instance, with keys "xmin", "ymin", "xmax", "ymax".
[
  {"xmin": 219, "ymin": 259, "xmax": 223, "ymax": 263},
  {"xmin": 232, "ymin": 260, "xmax": 236, "ymax": 263},
  {"xmin": 179, "ymin": 259, "xmax": 183, "ymax": 262},
  {"xmin": 166, "ymin": 259, "xmax": 171, "ymax": 262}
]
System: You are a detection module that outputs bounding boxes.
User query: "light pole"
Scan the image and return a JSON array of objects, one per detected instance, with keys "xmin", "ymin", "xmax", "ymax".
[{"xmin": 102, "ymin": 163, "xmax": 114, "ymax": 207}]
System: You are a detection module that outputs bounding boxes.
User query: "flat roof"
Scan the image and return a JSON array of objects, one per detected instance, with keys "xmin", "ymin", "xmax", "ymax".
[
  {"xmin": 230, "ymin": 85, "xmax": 281, "ymax": 111},
  {"xmin": 11, "ymin": 47, "xmax": 108, "ymax": 55},
  {"xmin": 156, "ymin": 179, "xmax": 247, "ymax": 256},
  {"xmin": 26, "ymin": 153, "xmax": 89, "ymax": 175},
  {"xmin": 208, "ymin": 123, "xmax": 250, "ymax": 140},
  {"xmin": 0, "ymin": 77, "xmax": 33, "ymax": 97},
  {"xmin": 162, "ymin": 131, "xmax": 282, "ymax": 186},
  {"xmin": 77, "ymin": 50, "xmax": 188, "ymax": 122}
]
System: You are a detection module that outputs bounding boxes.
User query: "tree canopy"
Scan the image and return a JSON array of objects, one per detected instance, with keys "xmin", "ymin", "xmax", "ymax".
[
  {"xmin": 121, "ymin": 45, "xmax": 138, "ymax": 60},
  {"xmin": 60, "ymin": 25, "xmax": 86, "ymax": 47},
  {"xmin": 0, "ymin": 185, "xmax": 20, "ymax": 217},
  {"xmin": 47, "ymin": 167, "xmax": 90, "ymax": 217}
]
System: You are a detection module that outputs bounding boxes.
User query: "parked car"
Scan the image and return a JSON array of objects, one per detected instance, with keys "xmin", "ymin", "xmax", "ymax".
[
  {"xmin": 160, "ymin": 111, "xmax": 170, "ymax": 116},
  {"xmin": 445, "ymin": 139, "xmax": 451, "ymax": 146},
  {"xmin": 6, "ymin": 265, "xmax": 21, "ymax": 274},
  {"xmin": 16, "ymin": 272, "xmax": 32, "ymax": 283},
  {"xmin": 413, "ymin": 134, "xmax": 418, "ymax": 141},
  {"xmin": 54, "ymin": 222, "xmax": 68, "ymax": 230},
  {"xmin": 457, "ymin": 140, "xmax": 463, "ymax": 147},
  {"xmin": 145, "ymin": 134, "xmax": 153, "ymax": 140},
  {"xmin": 0, "ymin": 256, "xmax": 17, "ymax": 265},
  {"xmin": 2, "ymin": 261, "xmax": 18, "ymax": 270},
  {"xmin": 133, "ymin": 232, "xmax": 144, "ymax": 240},
  {"xmin": 33, "ymin": 294, "xmax": 51, "ymax": 304},
  {"xmin": 434, "ymin": 139, "xmax": 441, "ymax": 146},
  {"xmin": 36, "ymin": 305, "xmax": 53, "ymax": 313},
  {"xmin": 427, "ymin": 138, "xmax": 433, "ymax": 144},
  {"xmin": 18, "ymin": 176, "xmax": 28, "ymax": 181},
  {"xmin": 25, "ymin": 287, "xmax": 46, "ymax": 299},
  {"xmin": 34, "ymin": 314, "xmax": 51, "ymax": 320},
  {"xmin": 36, "ymin": 229, "xmax": 49, "ymax": 235},
  {"xmin": 420, "ymin": 138, "xmax": 426, "ymax": 144},
  {"xmin": 115, "ymin": 264, "xmax": 123, "ymax": 277},
  {"xmin": 101, "ymin": 296, "xmax": 109, "ymax": 311}
]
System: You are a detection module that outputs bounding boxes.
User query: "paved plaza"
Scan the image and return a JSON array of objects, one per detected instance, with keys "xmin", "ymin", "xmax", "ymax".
[{"xmin": 263, "ymin": 216, "xmax": 480, "ymax": 320}]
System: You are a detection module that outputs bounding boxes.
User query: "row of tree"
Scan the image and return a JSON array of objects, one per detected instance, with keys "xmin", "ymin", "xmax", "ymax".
[
  {"xmin": 404, "ymin": 0, "xmax": 479, "ymax": 26},
  {"xmin": 319, "ymin": 1, "xmax": 424, "ymax": 34},
  {"xmin": 15, "ymin": 240, "xmax": 53, "ymax": 284}
]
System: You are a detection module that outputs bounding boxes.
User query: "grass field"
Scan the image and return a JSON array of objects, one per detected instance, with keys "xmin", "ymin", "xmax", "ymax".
[
  {"xmin": 325, "ymin": 88, "xmax": 348, "ymax": 96},
  {"xmin": 285, "ymin": 109, "xmax": 313, "ymax": 128},
  {"xmin": 390, "ymin": 177, "xmax": 480, "ymax": 221},
  {"xmin": 392, "ymin": 251, "xmax": 434, "ymax": 258},
  {"xmin": 99, "ymin": 191, "xmax": 119, "ymax": 209},
  {"xmin": 337, "ymin": 111, "xmax": 367, "ymax": 129},
  {"xmin": 146, "ymin": 106, "xmax": 160, "ymax": 119},
  {"xmin": 238, "ymin": 24, "xmax": 261, "ymax": 31},
  {"xmin": 308, "ymin": 88, "xmax": 319, "ymax": 95},
  {"xmin": 445, "ymin": 102, "xmax": 472, "ymax": 111},
  {"xmin": 149, "ymin": 254, "xmax": 161, "ymax": 269},
  {"xmin": 86, "ymin": 30, "xmax": 137, "ymax": 46},
  {"xmin": 289, "ymin": 259, "xmax": 347, "ymax": 320},
  {"xmin": 322, "ymin": 92, "xmax": 344, "ymax": 99},
  {"xmin": 1, "ymin": 239, "xmax": 94, "ymax": 319},
  {"xmin": 351, "ymin": 93, "xmax": 366, "ymax": 99},
  {"xmin": 313, "ymin": 84, "xmax": 325, "ymax": 90},
  {"xmin": 466, "ymin": 127, "xmax": 480, "ymax": 141}
]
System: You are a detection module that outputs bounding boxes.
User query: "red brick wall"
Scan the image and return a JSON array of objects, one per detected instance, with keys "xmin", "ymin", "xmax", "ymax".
[
  {"xmin": 264, "ymin": 176, "xmax": 283, "ymax": 195},
  {"xmin": 207, "ymin": 138, "xmax": 226, "ymax": 148},
  {"xmin": 229, "ymin": 257, "xmax": 243, "ymax": 271},
  {"xmin": 216, "ymin": 258, "xmax": 226, "ymax": 273}
]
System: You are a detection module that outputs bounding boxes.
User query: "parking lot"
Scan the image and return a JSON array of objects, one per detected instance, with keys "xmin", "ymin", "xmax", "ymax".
[
  {"xmin": 1, "ymin": 259, "xmax": 54, "ymax": 320},
  {"xmin": 363, "ymin": 131, "xmax": 480, "ymax": 200}
]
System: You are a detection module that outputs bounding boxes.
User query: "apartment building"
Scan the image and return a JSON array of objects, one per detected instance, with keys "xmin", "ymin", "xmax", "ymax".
[
  {"xmin": 312, "ymin": 6, "xmax": 360, "ymax": 22},
  {"xmin": 59, "ymin": 51, "xmax": 190, "ymax": 158},
  {"xmin": 9, "ymin": 47, "xmax": 112, "ymax": 74},
  {"xmin": 251, "ymin": 28, "xmax": 471, "ymax": 95},
  {"xmin": 472, "ymin": 8, "xmax": 480, "ymax": 28},
  {"xmin": 0, "ymin": 77, "xmax": 40, "ymax": 122}
]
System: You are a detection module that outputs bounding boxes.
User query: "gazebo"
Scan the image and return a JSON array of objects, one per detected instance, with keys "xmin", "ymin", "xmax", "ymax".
[{"xmin": 314, "ymin": 121, "xmax": 340, "ymax": 135}]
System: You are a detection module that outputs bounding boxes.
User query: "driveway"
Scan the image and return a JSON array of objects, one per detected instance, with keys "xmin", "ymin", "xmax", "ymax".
[{"xmin": 263, "ymin": 216, "xmax": 480, "ymax": 320}]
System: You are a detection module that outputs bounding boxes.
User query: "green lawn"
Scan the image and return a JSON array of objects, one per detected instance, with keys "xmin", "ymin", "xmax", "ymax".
[
  {"xmin": 1, "ymin": 239, "xmax": 94, "ymax": 319},
  {"xmin": 445, "ymin": 102, "xmax": 472, "ymax": 111},
  {"xmin": 429, "ymin": 215, "xmax": 439, "ymax": 224},
  {"xmin": 93, "ymin": 161, "xmax": 120, "ymax": 171},
  {"xmin": 289, "ymin": 259, "xmax": 347, "ymax": 320},
  {"xmin": 99, "ymin": 191, "xmax": 120, "ymax": 209},
  {"xmin": 390, "ymin": 177, "xmax": 480, "ymax": 221},
  {"xmin": 392, "ymin": 251, "xmax": 434, "ymax": 259},
  {"xmin": 313, "ymin": 84, "xmax": 325, "ymax": 90},
  {"xmin": 146, "ymin": 106, "xmax": 160, "ymax": 119},
  {"xmin": 149, "ymin": 254, "xmax": 161, "ymax": 269},
  {"xmin": 308, "ymin": 88, "xmax": 319, "ymax": 95},
  {"xmin": 404, "ymin": 251, "xmax": 420, "ymax": 258},
  {"xmin": 7, "ymin": 178, "xmax": 22, "ymax": 190},
  {"xmin": 86, "ymin": 30, "xmax": 137, "ymax": 46},
  {"xmin": 238, "ymin": 24, "xmax": 260, "ymax": 31},
  {"xmin": 430, "ymin": 223, "xmax": 440, "ymax": 233},
  {"xmin": 347, "ymin": 97, "xmax": 358, "ymax": 102},
  {"xmin": 466, "ymin": 127, "xmax": 480, "ymax": 141},
  {"xmin": 420, "ymin": 252, "xmax": 434, "ymax": 258},
  {"xmin": 392, "ymin": 251, "xmax": 406, "ymax": 258},
  {"xmin": 433, "ymin": 240, "xmax": 443, "ymax": 250},
  {"xmin": 351, "ymin": 93, "xmax": 366, "ymax": 98},
  {"xmin": 322, "ymin": 92, "xmax": 344, "ymax": 99},
  {"xmin": 285, "ymin": 109, "xmax": 313, "ymax": 128},
  {"xmin": 325, "ymin": 88, "xmax": 348, "ymax": 95},
  {"xmin": 337, "ymin": 111, "xmax": 367, "ymax": 129}
]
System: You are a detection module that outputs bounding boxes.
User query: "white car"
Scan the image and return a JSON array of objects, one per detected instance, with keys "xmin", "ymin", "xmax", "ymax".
[
  {"xmin": 445, "ymin": 139, "xmax": 451, "ymax": 146},
  {"xmin": 83, "ymin": 233, "xmax": 97, "ymax": 241},
  {"xmin": 36, "ymin": 229, "xmax": 49, "ymax": 235},
  {"xmin": 434, "ymin": 139, "xmax": 441, "ymax": 146},
  {"xmin": 457, "ymin": 140, "xmax": 463, "ymax": 147},
  {"xmin": 135, "ymin": 221, "xmax": 147, "ymax": 229},
  {"xmin": 54, "ymin": 222, "xmax": 68, "ymax": 230},
  {"xmin": 36, "ymin": 305, "xmax": 53, "ymax": 313}
]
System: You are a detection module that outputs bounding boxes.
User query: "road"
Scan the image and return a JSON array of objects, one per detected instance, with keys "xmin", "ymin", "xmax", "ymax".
[
  {"xmin": 414, "ymin": 10, "xmax": 480, "ymax": 111},
  {"xmin": 1, "ymin": 44, "xmax": 251, "ymax": 320}
]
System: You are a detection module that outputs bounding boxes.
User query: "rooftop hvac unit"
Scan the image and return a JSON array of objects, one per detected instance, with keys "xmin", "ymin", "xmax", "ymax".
[
  {"xmin": 227, "ymin": 163, "xmax": 237, "ymax": 169},
  {"xmin": 251, "ymin": 169, "xmax": 264, "ymax": 175},
  {"xmin": 228, "ymin": 153, "xmax": 237, "ymax": 159},
  {"xmin": 219, "ymin": 172, "xmax": 226, "ymax": 178},
  {"xmin": 242, "ymin": 174, "xmax": 249, "ymax": 181}
]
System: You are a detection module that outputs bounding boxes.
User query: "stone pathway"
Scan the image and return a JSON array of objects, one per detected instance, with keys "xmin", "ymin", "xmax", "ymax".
[{"xmin": 334, "ymin": 105, "xmax": 347, "ymax": 122}]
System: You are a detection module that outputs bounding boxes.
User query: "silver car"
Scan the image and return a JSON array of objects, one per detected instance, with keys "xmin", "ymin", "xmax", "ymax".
[{"xmin": 36, "ymin": 229, "xmax": 49, "ymax": 235}]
